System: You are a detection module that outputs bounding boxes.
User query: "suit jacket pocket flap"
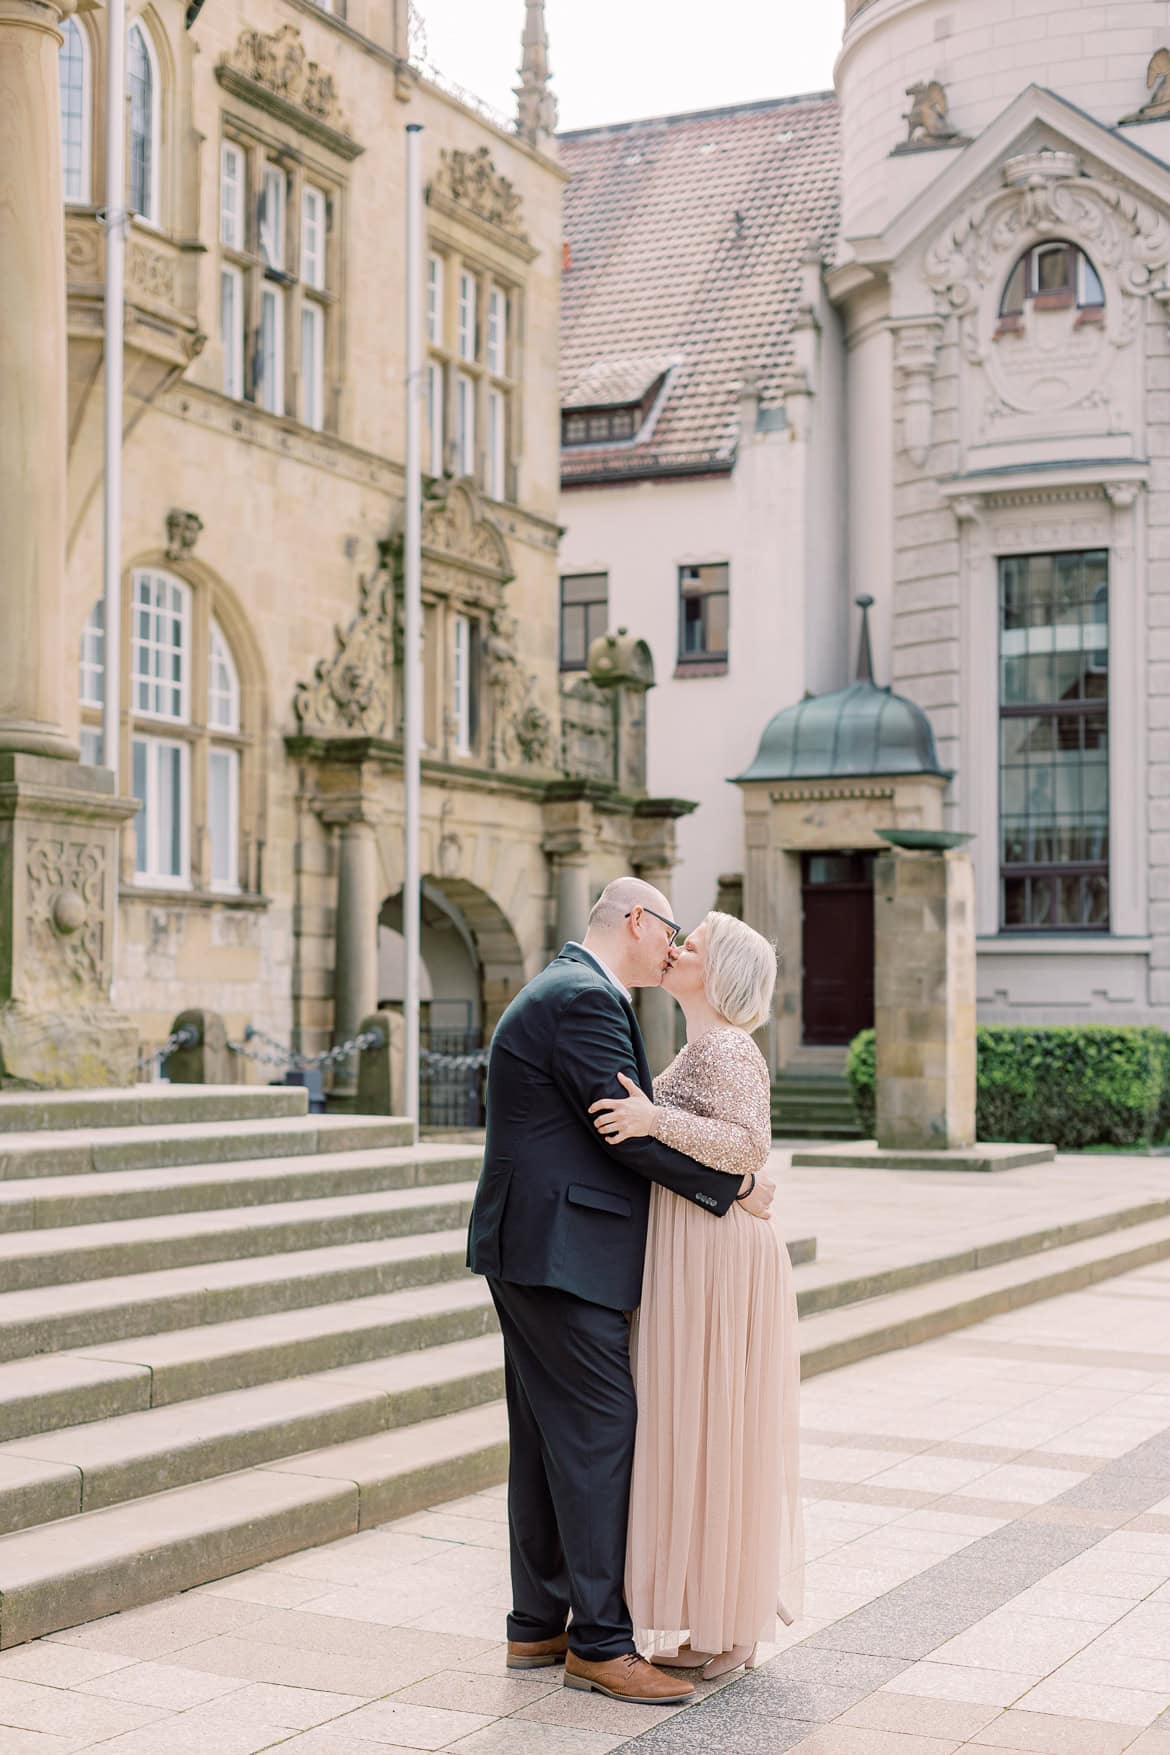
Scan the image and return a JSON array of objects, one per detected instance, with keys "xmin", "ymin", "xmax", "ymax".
[{"xmin": 566, "ymin": 1183, "xmax": 632, "ymax": 1219}]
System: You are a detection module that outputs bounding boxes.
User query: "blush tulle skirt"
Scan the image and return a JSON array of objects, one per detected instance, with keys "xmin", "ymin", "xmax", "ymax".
[{"xmin": 626, "ymin": 1190, "xmax": 804, "ymax": 1656}]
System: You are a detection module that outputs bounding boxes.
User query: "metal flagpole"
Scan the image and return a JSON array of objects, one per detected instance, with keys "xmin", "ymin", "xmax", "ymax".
[
  {"xmin": 102, "ymin": 0, "xmax": 127, "ymax": 1001},
  {"xmin": 403, "ymin": 122, "xmax": 424, "ymax": 1127}
]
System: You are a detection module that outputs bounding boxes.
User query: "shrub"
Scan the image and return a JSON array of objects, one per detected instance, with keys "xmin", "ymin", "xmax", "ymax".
[{"xmin": 845, "ymin": 1023, "xmax": 1170, "ymax": 1151}]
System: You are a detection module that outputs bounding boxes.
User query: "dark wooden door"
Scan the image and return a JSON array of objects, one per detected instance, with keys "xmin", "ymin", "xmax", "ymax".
[{"xmin": 801, "ymin": 852, "xmax": 875, "ymax": 1046}]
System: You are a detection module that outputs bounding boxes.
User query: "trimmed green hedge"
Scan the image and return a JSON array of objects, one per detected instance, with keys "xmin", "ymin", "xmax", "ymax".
[{"xmin": 846, "ymin": 1025, "xmax": 1170, "ymax": 1152}]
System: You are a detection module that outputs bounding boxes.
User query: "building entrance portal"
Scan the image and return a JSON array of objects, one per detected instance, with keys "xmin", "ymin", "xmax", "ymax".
[{"xmin": 801, "ymin": 851, "xmax": 875, "ymax": 1047}]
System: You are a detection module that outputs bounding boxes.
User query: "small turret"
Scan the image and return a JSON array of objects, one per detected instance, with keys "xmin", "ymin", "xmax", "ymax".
[{"xmin": 515, "ymin": 0, "xmax": 558, "ymax": 151}]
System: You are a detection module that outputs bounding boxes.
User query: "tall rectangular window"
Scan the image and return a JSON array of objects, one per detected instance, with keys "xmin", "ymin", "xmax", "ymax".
[
  {"xmin": 486, "ymin": 286, "xmax": 506, "ymax": 375},
  {"xmin": 60, "ymin": 17, "xmax": 90, "ymax": 204},
  {"xmin": 457, "ymin": 271, "xmax": 477, "ymax": 362},
  {"xmin": 220, "ymin": 142, "xmax": 245, "ymax": 250},
  {"xmin": 487, "ymin": 388, "xmax": 506, "ymax": 500},
  {"xmin": 220, "ymin": 265, "xmax": 245, "ymax": 400},
  {"xmin": 456, "ymin": 371, "xmax": 475, "ymax": 477},
  {"xmin": 678, "ymin": 563, "xmax": 730, "ymax": 664},
  {"xmin": 427, "ymin": 361, "xmax": 445, "ymax": 476},
  {"xmin": 208, "ymin": 747, "xmax": 240, "ymax": 891},
  {"xmin": 560, "ymin": 573, "xmax": 609, "ymax": 671},
  {"xmin": 80, "ymin": 601, "xmax": 104, "ymax": 708},
  {"xmin": 259, "ymin": 164, "xmax": 286, "ymax": 271},
  {"xmin": 132, "ymin": 735, "xmax": 189, "ymax": 886},
  {"xmin": 427, "ymin": 253, "xmax": 444, "ymax": 346},
  {"xmin": 300, "ymin": 184, "xmax": 326, "ymax": 289},
  {"xmin": 258, "ymin": 284, "xmax": 285, "ymax": 416},
  {"xmin": 452, "ymin": 613, "xmax": 472, "ymax": 756},
  {"xmin": 999, "ymin": 550, "xmax": 1109, "ymax": 932},
  {"xmin": 301, "ymin": 300, "xmax": 325, "ymax": 431},
  {"xmin": 132, "ymin": 572, "xmax": 189, "ymax": 721}
]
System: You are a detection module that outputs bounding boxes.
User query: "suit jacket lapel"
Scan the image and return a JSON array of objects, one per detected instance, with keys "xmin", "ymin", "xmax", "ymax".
[{"xmin": 556, "ymin": 944, "xmax": 654, "ymax": 1091}]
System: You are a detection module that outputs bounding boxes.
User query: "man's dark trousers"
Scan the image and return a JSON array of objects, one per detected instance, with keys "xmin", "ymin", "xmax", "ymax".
[{"xmin": 488, "ymin": 1278, "xmax": 637, "ymax": 1661}]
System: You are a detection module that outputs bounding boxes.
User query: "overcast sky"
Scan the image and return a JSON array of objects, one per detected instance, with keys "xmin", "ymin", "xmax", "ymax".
[{"xmin": 418, "ymin": 1, "xmax": 844, "ymax": 133}]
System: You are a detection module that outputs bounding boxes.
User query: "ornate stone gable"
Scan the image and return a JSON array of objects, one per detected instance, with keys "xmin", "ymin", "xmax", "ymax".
[
  {"xmin": 922, "ymin": 146, "xmax": 1170, "ymax": 444},
  {"xmin": 421, "ymin": 479, "xmax": 512, "ymax": 589},
  {"xmin": 293, "ymin": 574, "xmax": 394, "ymax": 737},
  {"xmin": 216, "ymin": 24, "xmax": 362, "ymax": 161},
  {"xmin": 426, "ymin": 147, "xmax": 535, "ymax": 260}
]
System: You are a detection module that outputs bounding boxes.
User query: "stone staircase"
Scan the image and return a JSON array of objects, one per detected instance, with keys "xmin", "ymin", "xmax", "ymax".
[
  {"xmin": 0, "ymin": 1085, "xmax": 505, "ymax": 1650},
  {"xmin": 771, "ymin": 1049, "xmax": 865, "ymax": 1141}
]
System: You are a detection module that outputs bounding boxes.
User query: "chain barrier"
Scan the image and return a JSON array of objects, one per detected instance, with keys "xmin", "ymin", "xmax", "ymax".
[
  {"xmin": 420, "ymin": 1045, "xmax": 491, "ymax": 1074},
  {"xmin": 224, "ymin": 1025, "xmax": 384, "ymax": 1073},
  {"xmin": 136, "ymin": 1024, "xmax": 198, "ymax": 1080}
]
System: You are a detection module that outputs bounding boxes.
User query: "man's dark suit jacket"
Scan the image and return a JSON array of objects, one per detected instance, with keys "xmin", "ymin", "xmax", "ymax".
[{"xmin": 466, "ymin": 943, "xmax": 739, "ymax": 1312}]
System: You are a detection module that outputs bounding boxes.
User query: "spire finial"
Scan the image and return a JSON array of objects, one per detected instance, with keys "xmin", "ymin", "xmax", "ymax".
[
  {"xmin": 515, "ymin": 0, "xmax": 558, "ymax": 149},
  {"xmin": 855, "ymin": 593, "xmax": 876, "ymax": 685}
]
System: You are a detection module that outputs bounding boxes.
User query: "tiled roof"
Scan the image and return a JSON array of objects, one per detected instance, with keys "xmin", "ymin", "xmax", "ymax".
[{"xmin": 559, "ymin": 92, "xmax": 841, "ymax": 483}]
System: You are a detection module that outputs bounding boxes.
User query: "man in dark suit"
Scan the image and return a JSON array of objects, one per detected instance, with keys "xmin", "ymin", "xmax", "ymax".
[{"xmin": 467, "ymin": 876, "xmax": 775, "ymax": 1706}]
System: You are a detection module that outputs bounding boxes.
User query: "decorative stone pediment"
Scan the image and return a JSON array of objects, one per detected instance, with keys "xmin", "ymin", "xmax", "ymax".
[
  {"xmin": 421, "ymin": 480, "xmax": 513, "ymax": 588},
  {"xmin": 293, "ymin": 574, "xmax": 393, "ymax": 737},
  {"xmin": 216, "ymin": 24, "xmax": 362, "ymax": 161},
  {"xmin": 426, "ymin": 147, "xmax": 533, "ymax": 258}
]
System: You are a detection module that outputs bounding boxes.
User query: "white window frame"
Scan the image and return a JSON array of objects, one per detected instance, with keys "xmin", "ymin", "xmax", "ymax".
[
  {"xmin": 487, "ymin": 387, "xmax": 505, "ymax": 500},
  {"xmin": 457, "ymin": 270, "xmax": 476, "ymax": 362},
  {"xmin": 452, "ymin": 613, "xmax": 471, "ymax": 756},
  {"xmin": 301, "ymin": 184, "xmax": 327, "ymax": 290},
  {"xmin": 60, "ymin": 16, "xmax": 92, "ymax": 205},
  {"xmin": 427, "ymin": 360, "xmax": 444, "ymax": 476},
  {"xmin": 300, "ymin": 299, "xmax": 325, "ymax": 432},
  {"xmin": 220, "ymin": 264, "xmax": 245, "ymax": 400},
  {"xmin": 127, "ymin": 21, "xmax": 160, "ymax": 226},
  {"xmin": 486, "ymin": 286, "xmax": 506, "ymax": 375},
  {"xmin": 456, "ymin": 371, "xmax": 475, "ymax": 478},
  {"xmin": 259, "ymin": 163, "xmax": 286, "ymax": 271},
  {"xmin": 208, "ymin": 745, "xmax": 240, "ymax": 893},
  {"xmin": 208, "ymin": 617, "xmax": 241, "ymax": 732},
  {"xmin": 131, "ymin": 570, "xmax": 190, "ymax": 723},
  {"xmin": 220, "ymin": 141, "xmax": 245, "ymax": 250},
  {"xmin": 259, "ymin": 283, "xmax": 285, "ymax": 416},
  {"xmin": 80, "ymin": 600, "xmax": 104, "ymax": 708},
  {"xmin": 427, "ymin": 252, "xmax": 444, "ymax": 346},
  {"xmin": 132, "ymin": 733, "xmax": 190, "ymax": 889}
]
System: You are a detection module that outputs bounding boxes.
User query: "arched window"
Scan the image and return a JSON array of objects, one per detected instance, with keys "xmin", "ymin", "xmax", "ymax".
[
  {"xmin": 999, "ymin": 242, "xmax": 1105, "ymax": 326},
  {"xmin": 59, "ymin": 17, "xmax": 91, "ymax": 205},
  {"xmin": 127, "ymin": 22, "xmax": 160, "ymax": 225},
  {"xmin": 79, "ymin": 574, "xmax": 249, "ymax": 894}
]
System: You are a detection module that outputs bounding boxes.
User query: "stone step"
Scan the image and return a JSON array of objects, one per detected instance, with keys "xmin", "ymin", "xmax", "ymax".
[
  {"xmin": 0, "ymin": 1181, "xmax": 481, "ymax": 1291},
  {"xmin": 0, "ymin": 1279, "xmax": 500, "ymax": 1439},
  {"xmin": 0, "ymin": 1401, "xmax": 508, "ymax": 1648},
  {"xmin": 0, "ymin": 1084, "xmax": 309, "ymax": 1134},
  {"xmin": 799, "ymin": 1209, "xmax": 1170, "ymax": 1377},
  {"xmin": 0, "ymin": 1113, "xmax": 414, "ymax": 1180},
  {"xmin": 0, "ymin": 1227, "xmax": 474, "ymax": 1363},
  {"xmin": 0, "ymin": 1333, "xmax": 505, "ymax": 1534},
  {"xmin": 0, "ymin": 1144, "xmax": 483, "ymax": 1231}
]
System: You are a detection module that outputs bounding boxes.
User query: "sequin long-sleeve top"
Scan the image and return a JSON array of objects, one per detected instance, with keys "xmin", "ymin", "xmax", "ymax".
[{"xmin": 647, "ymin": 1026, "xmax": 772, "ymax": 1179}]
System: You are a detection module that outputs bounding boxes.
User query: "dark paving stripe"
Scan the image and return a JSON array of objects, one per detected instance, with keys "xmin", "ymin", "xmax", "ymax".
[{"xmin": 630, "ymin": 1365, "xmax": 1170, "ymax": 1750}]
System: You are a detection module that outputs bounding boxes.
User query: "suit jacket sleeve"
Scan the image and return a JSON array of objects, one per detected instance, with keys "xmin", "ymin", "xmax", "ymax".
[{"xmin": 550, "ymin": 986, "xmax": 740, "ymax": 1217}]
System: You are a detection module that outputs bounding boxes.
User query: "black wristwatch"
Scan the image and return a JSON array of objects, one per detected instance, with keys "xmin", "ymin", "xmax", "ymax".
[{"xmin": 735, "ymin": 1172, "xmax": 757, "ymax": 1202}]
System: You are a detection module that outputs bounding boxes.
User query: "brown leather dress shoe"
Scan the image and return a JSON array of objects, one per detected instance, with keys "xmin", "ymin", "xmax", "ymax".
[
  {"xmin": 506, "ymin": 1632, "xmax": 569, "ymax": 1670},
  {"xmin": 564, "ymin": 1649, "xmax": 695, "ymax": 1704}
]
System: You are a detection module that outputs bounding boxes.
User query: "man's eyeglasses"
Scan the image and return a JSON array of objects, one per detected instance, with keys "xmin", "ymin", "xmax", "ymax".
[{"xmin": 626, "ymin": 906, "xmax": 682, "ymax": 945}]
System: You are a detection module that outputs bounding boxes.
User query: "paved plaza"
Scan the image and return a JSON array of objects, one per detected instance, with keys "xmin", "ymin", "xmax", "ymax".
[{"xmin": 6, "ymin": 1232, "xmax": 1170, "ymax": 1752}]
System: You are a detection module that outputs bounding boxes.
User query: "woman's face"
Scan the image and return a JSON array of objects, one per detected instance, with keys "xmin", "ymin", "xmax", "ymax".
[{"xmin": 662, "ymin": 920, "xmax": 707, "ymax": 1001}]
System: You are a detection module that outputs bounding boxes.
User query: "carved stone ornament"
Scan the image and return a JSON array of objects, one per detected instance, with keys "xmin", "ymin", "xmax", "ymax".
[
  {"xmin": 216, "ymin": 25, "xmax": 361, "ymax": 160},
  {"xmin": 1122, "ymin": 49, "xmax": 1170, "ymax": 124},
  {"xmin": 892, "ymin": 322, "xmax": 943, "ymax": 466},
  {"xmin": 27, "ymin": 838, "xmax": 106, "ymax": 997},
  {"xmin": 126, "ymin": 239, "xmax": 177, "ymax": 305},
  {"xmin": 165, "ymin": 508, "xmax": 203, "ymax": 562},
  {"xmin": 427, "ymin": 147, "xmax": 527, "ymax": 242},
  {"xmin": 421, "ymin": 479, "xmax": 513, "ymax": 585},
  {"xmin": 902, "ymin": 80, "xmax": 964, "ymax": 150},
  {"xmin": 483, "ymin": 606, "xmax": 551, "ymax": 768},
  {"xmin": 293, "ymin": 573, "xmax": 394, "ymax": 737}
]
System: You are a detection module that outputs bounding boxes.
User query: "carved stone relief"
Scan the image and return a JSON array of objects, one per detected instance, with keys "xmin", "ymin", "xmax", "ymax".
[
  {"xmin": 427, "ymin": 146, "xmax": 526, "ymax": 241},
  {"xmin": 1121, "ymin": 49, "xmax": 1170, "ymax": 124},
  {"xmin": 27, "ymin": 838, "xmax": 106, "ymax": 997},
  {"xmin": 901, "ymin": 81, "xmax": 966, "ymax": 151},
  {"xmin": 293, "ymin": 574, "xmax": 394, "ymax": 737},
  {"xmin": 216, "ymin": 24, "xmax": 361, "ymax": 157},
  {"xmin": 165, "ymin": 509, "xmax": 203, "ymax": 562}
]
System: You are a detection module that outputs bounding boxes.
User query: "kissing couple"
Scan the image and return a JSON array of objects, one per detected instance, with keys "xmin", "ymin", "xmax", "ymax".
[{"xmin": 467, "ymin": 875, "xmax": 804, "ymax": 1707}]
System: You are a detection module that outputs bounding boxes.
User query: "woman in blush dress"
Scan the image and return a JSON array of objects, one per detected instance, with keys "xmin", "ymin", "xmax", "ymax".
[{"xmin": 589, "ymin": 911, "xmax": 803, "ymax": 1681}]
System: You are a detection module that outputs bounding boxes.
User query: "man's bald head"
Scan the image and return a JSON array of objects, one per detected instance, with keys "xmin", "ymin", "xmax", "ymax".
[{"xmin": 587, "ymin": 876, "xmax": 672, "ymax": 933}]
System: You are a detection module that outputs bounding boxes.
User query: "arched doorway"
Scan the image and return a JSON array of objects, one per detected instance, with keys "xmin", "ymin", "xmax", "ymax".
[{"xmin": 378, "ymin": 876, "xmax": 526, "ymax": 1127}]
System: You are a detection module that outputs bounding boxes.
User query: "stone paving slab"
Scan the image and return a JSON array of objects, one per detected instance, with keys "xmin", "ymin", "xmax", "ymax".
[{"xmin": 14, "ymin": 1182, "xmax": 1170, "ymax": 1748}]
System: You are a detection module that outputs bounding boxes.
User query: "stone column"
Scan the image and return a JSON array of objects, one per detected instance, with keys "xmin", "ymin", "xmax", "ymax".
[
  {"xmin": 874, "ymin": 845, "xmax": 976, "ymax": 1151},
  {"xmin": 0, "ymin": 0, "xmax": 78, "ymax": 761},
  {"xmin": 554, "ymin": 851, "xmax": 590, "ymax": 949},
  {"xmin": 0, "ymin": 0, "xmax": 140, "ymax": 1088},
  {"xmin": 333, "ymin": 818, "xmax": 380, "ymax": 1060}
]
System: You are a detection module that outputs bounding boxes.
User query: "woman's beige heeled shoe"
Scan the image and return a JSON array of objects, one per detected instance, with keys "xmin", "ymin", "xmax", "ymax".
[
  {"xmin": 700, "ymin": 1643, "xmax": 759, "ymax": 1680},
  {"xmin": 652, "ymin": 1644, "xmax": 716, "ymax": 1669}
]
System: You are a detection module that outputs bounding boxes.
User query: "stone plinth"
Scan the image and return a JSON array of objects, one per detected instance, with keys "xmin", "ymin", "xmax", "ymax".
[
  {"xmin": 874, "ymin": 845, "xmax": 976, "ymax": 1151},
  {"xmin": 0, "ymin": 755, "xmax": 139, "ymax": 1088},
  {"xmin": 791, "ymin": 1141, "xmax": 1055, "ymax": 1173}
]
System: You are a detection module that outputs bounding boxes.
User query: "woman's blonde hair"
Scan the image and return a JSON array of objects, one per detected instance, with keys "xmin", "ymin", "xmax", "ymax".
[{"xmin": 702, "ymin": 910, "xmax": 777, "ymax": 1033}]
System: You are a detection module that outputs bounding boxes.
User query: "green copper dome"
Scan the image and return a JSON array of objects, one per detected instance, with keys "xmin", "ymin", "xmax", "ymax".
[{"xmin": 736, "ymin": 596, "xmax": 949, "ymax": 784}]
